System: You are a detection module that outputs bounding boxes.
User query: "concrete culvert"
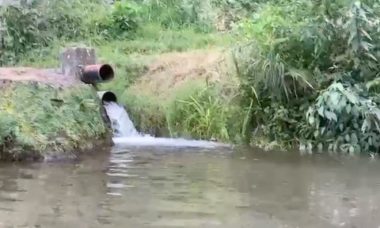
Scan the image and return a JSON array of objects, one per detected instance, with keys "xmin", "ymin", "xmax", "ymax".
[
  {"xmin": 98, "ymin": 64, "xmax": 114, "ymax": 81},
  {"xmin": 98, "ymin": 91, "xmax": 117, "ymax": 103}
]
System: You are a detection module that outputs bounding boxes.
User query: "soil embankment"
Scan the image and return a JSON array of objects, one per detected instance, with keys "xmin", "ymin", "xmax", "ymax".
[{"xmin": 129, "ymin": 49, "xmax": 234, "ymax": 100}]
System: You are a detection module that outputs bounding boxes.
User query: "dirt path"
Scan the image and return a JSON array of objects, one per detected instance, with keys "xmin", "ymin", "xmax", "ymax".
[{"xmin": 0, "ymin": 67, "xmax": 79, "ymax": 87}]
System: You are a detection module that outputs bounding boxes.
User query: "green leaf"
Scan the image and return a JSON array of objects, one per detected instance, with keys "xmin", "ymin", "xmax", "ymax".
[
  {"xmin": 346, "ymin": 105, "xmax": 352, "ymax": 114},
  {"xmin": 317, "ymin": 106, "xmax": 324, "ymax": 117},
  {"xmin": 329, "ymin": 91, "xmax": 341, "ymax": 107},
  {"xmin": 345, "ymin": 134, "xmax": 350, "ymax": 142},
  {"xmin": 325, "ymin": 111, "xmax": 337, "ymax": 122},
  {"xmin": 360, "ymin": 28, "xmax": 372, "ymax": 41},
  {"xmin": 343, "ymin": 91, "xmax": 359, "ymax": 105},
  {"xmin": 351, "ymin": 133, "xmax": 358, "ymax": 144},
  {"xmin": 365, "ymin": 52, "xmax": 377, "ymax": 62},
  {"xmin": 309, "ymin": 115, "xmax": 315, "ymax": 125}
]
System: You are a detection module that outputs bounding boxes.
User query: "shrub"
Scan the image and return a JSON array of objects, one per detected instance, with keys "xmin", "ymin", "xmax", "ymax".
[
  {"xmin": 306, "ymin": 81, "xmax": 380, "ymax": 154},
  {"xmin": 98, "ymin": 1, "xmax": 141, "ymax": 38},
  {"xmin": 234, "ymin": 0, "xmax": 380, "ymax": 153},
  {"xmin": 0, "ymin": 4, "xmax": 48, "ymax": 64},
  {"xmin": 0, "ymin": 0, "xmax": 111, "ymax": 65}
]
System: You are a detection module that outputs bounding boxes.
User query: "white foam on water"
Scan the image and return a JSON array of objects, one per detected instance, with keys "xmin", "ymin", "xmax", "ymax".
[
  {"xmin": 103, "ymin": 101, "xmax": 229, "ymax": 149},
  {"xmin": 112, "ymin": 136, "xmax": 228, "ymax": 148}
]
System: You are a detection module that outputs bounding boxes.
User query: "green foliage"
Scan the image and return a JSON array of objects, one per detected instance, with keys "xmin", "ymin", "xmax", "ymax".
[
  {"xmin": 166, "ymin": 82, "xmax": 246, "ymax": 142},
  {"xmin": 120, "ymin": 91, "xmax": 167, "ymax": 136},
  {"xmin": 234, "ymin": 43, "xmax": 315, "ymax": 103},
  {"xmin": 234, "ymin": 0, "xmax": 380, "ymax": 154},
  {"xmin": 6, "ymin": 0, "xmax": 380, "ymax": 155},
  {"xmin": 306, "ymin": 81, "xmax": 380, "ymax": 154},
  {"xmin": 135, "ymin": 0, "xmax": 215, "ymax": 31},
  {"xmin": 97, "ymin": 1, "xmax": 141, "ymax": 38},
  {"xmin": 0, "ymin": 113, "xmax": 17, "ymax": 146},
  {"xmin": 0, "ymin": 83, "xmax": 107, "ymax": 159},
  {"xmin": 0, "ymin": 5, "xmax": 47, "ymax": 64},
  {"xmin": 0, "ymin": 0, "xmax": 148, "ymax": 65}
]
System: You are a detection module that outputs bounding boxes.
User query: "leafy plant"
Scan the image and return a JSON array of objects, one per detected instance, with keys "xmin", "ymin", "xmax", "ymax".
[
  {"xmin": 98, "ymin": 0, "xmax": 141, "ymax": 38},
  {"xmin": 306, "ymin": 81, "xmax": 380, "ymax": 154},
  {"xmin": 233, "ymin": 0, "xmax": 380, "ymax": 153}
]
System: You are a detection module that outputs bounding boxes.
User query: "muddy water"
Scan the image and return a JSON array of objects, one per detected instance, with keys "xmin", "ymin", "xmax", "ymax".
[{"xmin": 0, "ymin": 146, "xmax": 380, "ymax": 228}]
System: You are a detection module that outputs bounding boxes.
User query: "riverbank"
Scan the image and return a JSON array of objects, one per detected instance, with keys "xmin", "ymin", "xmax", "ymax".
[
  {"xmin": 0, "ymin": 80, "xmax": 111, "ymax": 161},
  {"xmin": 100, "ymin": 48, "xmax": 245, "ymax": 141},
  {"xmin": 3, "ymin": 1, "xmax": 380, "ymax": 155}
]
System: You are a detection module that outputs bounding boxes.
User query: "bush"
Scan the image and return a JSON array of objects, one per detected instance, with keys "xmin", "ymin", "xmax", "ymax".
[
  {"xmin": 234, "ymin": 0, "xmax": 380, "ymax": 153},
  {"xmin": 306, "ymin": 81, "xmax": 380, "ymax": 154},
  {"xmin": 97, "ymin": 1, "xmax": 141, "ymax": 38},
  {"xmin": 0, "ymin": 0, "xmax": 111, "ymax": 65},
  {"xmin": 0, "ymin": 5, "xmax": 48, "ymax": 64}
]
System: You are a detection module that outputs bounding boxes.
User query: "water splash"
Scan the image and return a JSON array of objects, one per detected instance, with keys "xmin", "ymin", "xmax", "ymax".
[
  {"xmin": 103, "ymin": 101, "xmax": 229, "ymax": 148},
  {"xmin": 113, "ymin": 136, "xmax": 227, "ymax": 148},
  {"xmin": 103, "ymin": 102, "xmax": 139, "ymax": 137}
]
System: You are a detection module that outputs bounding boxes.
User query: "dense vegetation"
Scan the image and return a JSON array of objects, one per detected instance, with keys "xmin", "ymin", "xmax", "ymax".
[
  {"xmin": 0, "ymin": 82, "xmax": 107, "ymax": 160},
  {"xmin": 2, "ymin": 0, "xmax": 380, "ymax": 155}
]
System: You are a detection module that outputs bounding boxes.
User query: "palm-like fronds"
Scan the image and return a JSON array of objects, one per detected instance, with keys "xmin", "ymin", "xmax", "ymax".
[{"xmin": 234, "ymin": 45, "xmax": 314, "ymax": 102}]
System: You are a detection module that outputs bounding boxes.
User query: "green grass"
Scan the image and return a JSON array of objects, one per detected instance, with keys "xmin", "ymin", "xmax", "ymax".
[
  {"xmin": 0, "ymin": 82, "xmax": 108, "ymax": 161},
  {"xmin": 111, "ymin": 79, "xmax": 248, "ymax": 143},
  {"xmin": 18, "ymin": 23, "xmax": 232, "ymax": 67},
  {"xmin": 14, "ymin": 23, "xmax": 236, "ymax": 142},
  {"xmin": 165, "ymin": 81, "xmax": 248, "ymax": 142},
  {"xmin": 120, "ymin": 90, "xmax": 168, "ymax": 136},
  {"xmin": 17, "ymin": 23, "xmax": 233, "ymax": 97}
]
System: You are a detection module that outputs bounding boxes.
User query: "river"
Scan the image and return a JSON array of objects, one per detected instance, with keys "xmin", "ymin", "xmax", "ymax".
[{"xmin": 0, "ymin": 145, "xmax": 379, "ymax": 228}]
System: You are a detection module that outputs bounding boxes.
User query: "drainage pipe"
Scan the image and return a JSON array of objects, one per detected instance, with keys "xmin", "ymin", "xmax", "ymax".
[
  {"xmin": 80, "ymin": 64, "xmax": 114, "ymax": 84},
  {"xmin": 97, "ymin": 91, "xmax": 118, "ymax": 103}
]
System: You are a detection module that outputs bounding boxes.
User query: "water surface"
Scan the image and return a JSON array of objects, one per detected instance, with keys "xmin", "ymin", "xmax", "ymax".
[{"xmin": 0, "ymin": 146, "xmax": 379, "ymax": 228}]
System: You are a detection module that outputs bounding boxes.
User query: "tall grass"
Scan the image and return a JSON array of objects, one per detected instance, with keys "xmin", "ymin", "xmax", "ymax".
[{"xmin": 166, "ymin": 81, "xmax": 249, "ymax": 142}]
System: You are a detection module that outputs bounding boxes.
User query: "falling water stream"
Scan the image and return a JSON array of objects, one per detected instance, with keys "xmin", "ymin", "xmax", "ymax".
[
  {"xmin": 103, "ymin": 101, "xmax": 226, "ymax": 148},
  {"xmin": 103, "ymin": 102, "xmax": 140, "ymax": 137}
]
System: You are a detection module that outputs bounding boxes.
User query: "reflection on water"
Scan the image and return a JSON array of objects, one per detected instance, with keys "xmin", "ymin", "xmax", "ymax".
[{"xmin": 0, "ymin": 146, "xmax": 379, "ymax": 227}]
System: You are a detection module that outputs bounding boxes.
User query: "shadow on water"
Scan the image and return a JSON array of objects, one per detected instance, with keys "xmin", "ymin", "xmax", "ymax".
[{"xmin": 0, "ymin": 144, "xmax": 379, "ymax": 227}]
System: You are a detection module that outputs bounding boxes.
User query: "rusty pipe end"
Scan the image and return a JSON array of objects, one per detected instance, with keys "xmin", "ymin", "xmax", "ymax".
[{"xmin": 80, "ymin": 64, "xmax": 114, "ymax": 84}]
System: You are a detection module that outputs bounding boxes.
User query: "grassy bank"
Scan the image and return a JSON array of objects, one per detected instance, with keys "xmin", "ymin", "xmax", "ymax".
[
  {"xmin": 3, "ymin": 0, "xmax": 380, "ymax": 155},
  {"xmin": 9, "ymin": 22, "xmax": 241, "ymax": 141},
  {"xmin": 0, "ymin": 82, "xmax": 109, "ymax": 161}
]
